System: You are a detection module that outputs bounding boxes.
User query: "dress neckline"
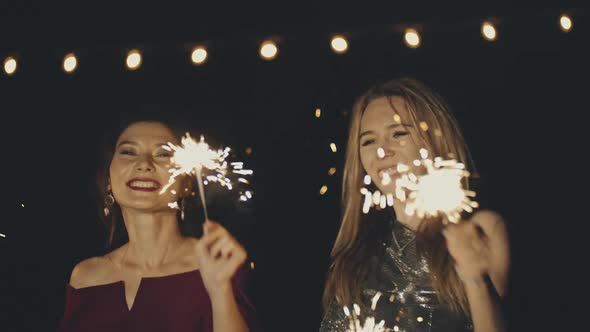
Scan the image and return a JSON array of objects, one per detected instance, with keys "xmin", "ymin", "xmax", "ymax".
[
  {"xmin": 67, "ymin": 268, "xmax": 202, "ymax": 312},
  {"xmin": 66, "ymin": 268, "xmax": 201, "ymax": 291}
]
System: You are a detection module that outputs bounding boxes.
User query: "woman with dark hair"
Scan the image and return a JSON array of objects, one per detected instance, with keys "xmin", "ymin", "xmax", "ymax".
[
  {"xmin": 57, "ymin": 113, "xmax": 257, "ymax": 332},
  {"xmin": 320, "ymin": 78, "xmax": 510, "ymax": 332}
]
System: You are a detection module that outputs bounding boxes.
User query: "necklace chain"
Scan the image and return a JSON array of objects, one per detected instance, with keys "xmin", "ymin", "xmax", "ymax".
[{"xmin": 391, "ymin": 223, "xmax": 416, "ymax": 257}]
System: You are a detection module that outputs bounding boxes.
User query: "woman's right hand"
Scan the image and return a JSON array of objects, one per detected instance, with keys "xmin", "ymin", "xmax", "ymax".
[{"xmin": 196, "ymin": 220, "xmax": 247, "ymax": 300}]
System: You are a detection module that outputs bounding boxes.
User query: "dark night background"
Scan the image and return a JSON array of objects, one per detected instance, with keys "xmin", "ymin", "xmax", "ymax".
[{"xmin": 0, "ymin": 2, "xmax": 586, "ymax": 331}]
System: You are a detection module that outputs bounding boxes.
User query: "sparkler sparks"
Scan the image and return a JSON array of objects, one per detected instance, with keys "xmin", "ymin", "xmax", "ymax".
[
  {"xmin": 343, "ymin": 293, "xmax": 386, "ymax": 332},
  {"xmin": 160, "ymin": 133, "xmax": 253, "ymax": 220},
  {"xmin": 361, "ymin": 148, "xmax": 477, "ymax": 223},
  {"xmin": 394, "ymin": 148, "xmax": 477, "ymax": 223}
]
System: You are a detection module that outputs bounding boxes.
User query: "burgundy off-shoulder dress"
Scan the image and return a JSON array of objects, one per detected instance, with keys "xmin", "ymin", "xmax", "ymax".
[{"xmin": 56, "ymin": 267, "xmax": 258, "ymax": 332}]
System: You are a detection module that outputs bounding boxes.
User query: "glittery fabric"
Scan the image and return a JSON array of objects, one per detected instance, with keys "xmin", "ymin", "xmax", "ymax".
[{"xmin": 320, "ymin": 220, "xmax": 473, "ymax": 332}]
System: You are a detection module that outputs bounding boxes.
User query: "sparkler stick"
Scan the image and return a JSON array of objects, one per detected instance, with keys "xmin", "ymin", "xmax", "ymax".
[{"xmin": 194, "ymin": 165, "xmax": 208, "ymax": 220}]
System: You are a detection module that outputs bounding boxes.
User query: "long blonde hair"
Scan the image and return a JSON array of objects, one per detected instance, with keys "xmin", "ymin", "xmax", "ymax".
[{"xmin": 323, "ymin": 78, "xmax": 476, "ymax": 315}]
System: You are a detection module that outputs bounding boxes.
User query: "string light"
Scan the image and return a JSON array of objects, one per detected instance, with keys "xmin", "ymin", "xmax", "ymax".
[
  {"xmin": 331, "ymin": 35, "xmax": 349, "ymax": 53},
  {"xmin": 315, "ymin": 108, "xmax": 321, "ymax": 118},
  {"xmin": 0, "ymin": 11, "xmax": 577, "ymax": 78},
  {"xmin": 245, "ymin": 147, "xmax": 252, "ymax": 155},
  {"xmin": 3, "ymin": 57, "xmax": 17, "ymax": 75},
  {"xmin": 126, "ymin": 49, "xmax": 142, "ymax": 70},
  {"xmin": 191, "ymin": 47, "xmax": 208, "ymax": 64},
  {"xmin": 63, "ymin": 53, "xmax": 77, "ymax": 73},
  {"xmin": 328, "ymin": 167, "xmax": 337, "ymax": 176},
  {"xmin": 481, "ymin": 21, "xmax": 497, "ymax": 41},
  {"xmin": 404, "ymin": 28, "xmax": 421, "ymax": 48},
  {"xmin": 260, "ymin": 41, "xmax": 278, "ymax": 60},
  {"xmin": 560, "ymin": 14, "xmax": 573, "ymax": 32},
  {"xmin": 330, "ymin": 143, "xmax": 337, "ymax": 152},
  {"xmin": 320, "ymin": 185, "xmax": 328, "ymax": 195}
]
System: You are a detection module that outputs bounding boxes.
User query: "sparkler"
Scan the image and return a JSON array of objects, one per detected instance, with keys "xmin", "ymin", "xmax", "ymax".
[
  {"xmin": 343, "ymin": 293, "xmax": 386, "ymax": 332},
  {"xmin": 360, "ymin": 183, "xmax": 395, "ymax": 214},
  {"xmin": 393, "ymin": 148, "xmax": 478, "ymax": 223},
  {"xmin": 160, "ymin": 133, "xmax": 253, "ymax": 220},
  {"xmin": 362, "ymin": 148, "xmax": 478, "ymax": 223}
]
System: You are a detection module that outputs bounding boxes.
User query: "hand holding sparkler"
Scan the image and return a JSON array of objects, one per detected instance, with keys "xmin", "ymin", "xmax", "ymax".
[
  {"xmin": 364, "ymin": 147, "xmax": 507, "ymax": 287},
  {"xmin": 196, "ymin": 220, "xmax": 248, "ymax": 299},
  {"xmin": 442, "ymin": 210, "xmax": 508, "ymax": 285}
]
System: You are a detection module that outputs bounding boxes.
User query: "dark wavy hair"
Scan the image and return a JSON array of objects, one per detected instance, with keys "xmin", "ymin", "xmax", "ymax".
[{"xmin": 93, "ymin": 106, "xmax": 202, "ymax": 250}]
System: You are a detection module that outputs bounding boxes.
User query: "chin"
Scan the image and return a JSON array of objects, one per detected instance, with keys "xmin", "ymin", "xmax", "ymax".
[{"xmin": 121, "ymin": 198, "xmax": 169, "ymax": 210}]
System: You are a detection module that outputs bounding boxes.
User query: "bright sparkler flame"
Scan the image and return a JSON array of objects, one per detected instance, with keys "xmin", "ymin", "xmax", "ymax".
[
  {"xmin": 394, "ymin": 149, "xmax": 477, "ymax": 223},
  {"xmin": 160, "ymin": 134, "xmax": 222, "ymax": 188},
  {"xmin": 160, "ymin": 133, "xmax": 254, "ymax": 219}
]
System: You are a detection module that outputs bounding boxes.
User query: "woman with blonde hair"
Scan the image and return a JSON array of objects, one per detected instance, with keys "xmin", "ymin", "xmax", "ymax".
[{"xmin": 320, "ymin": 78, "xmax": 510, "ymax": 331}]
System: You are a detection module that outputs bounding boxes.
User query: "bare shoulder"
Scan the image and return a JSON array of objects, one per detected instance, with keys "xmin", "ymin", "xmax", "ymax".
[
  {"xmin": 69, "ymin": 250, "xmax": 121, "ymax": 289},
  {"xmin": 69, "ymin": 257, "xmax": 106, "ymax": 288}
]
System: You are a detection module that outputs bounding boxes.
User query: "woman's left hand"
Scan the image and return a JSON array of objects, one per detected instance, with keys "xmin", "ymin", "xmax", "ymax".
[
  {"xmin": 196, "ymin": 220, "xmax": 247, "ymax": 300},
  {"xmin": 442, "ymin": 219, "xmax": 491, "ymax": 283}
]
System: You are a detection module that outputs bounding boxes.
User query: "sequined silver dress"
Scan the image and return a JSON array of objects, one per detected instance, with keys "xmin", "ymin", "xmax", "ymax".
[{"xmin": 320, "ymin": 221, "xmax": 473, "ymax": 332}]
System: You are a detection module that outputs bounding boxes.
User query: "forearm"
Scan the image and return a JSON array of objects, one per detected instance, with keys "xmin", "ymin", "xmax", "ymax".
[
  {"xmin": 464, "ymin": 277, "xmax": 506, "ymax": 332},
  {"xmin": 210, "ymin": 286, "xmax": 249, "ymax": 332}
]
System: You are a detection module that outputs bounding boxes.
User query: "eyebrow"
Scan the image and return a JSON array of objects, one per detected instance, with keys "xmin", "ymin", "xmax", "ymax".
[
  {"xmin": 117, "ymin": 140, "xmax": 138, "ymax": 147},
  {"xmin": 116, "ymin": 140, "xmax": 170, "ymax": 148},
  {"xmin": 359, "ymin": 123, "xmax": 413, "ymax": 138}
]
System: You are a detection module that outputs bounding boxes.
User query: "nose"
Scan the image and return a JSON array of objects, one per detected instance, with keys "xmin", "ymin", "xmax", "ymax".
[
  {"xmin": 136, "ymin": 155, "xmax": 155, "ymax": 172},
  {"xmin": 376, "ymin": 145, "xmax": 396, "ymax": 159}
]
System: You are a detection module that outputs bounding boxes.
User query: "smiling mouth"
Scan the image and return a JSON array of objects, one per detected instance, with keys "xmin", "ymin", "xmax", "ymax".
[{"xmin": 126, "ymin": 179, "xmax": 162, "ymax": 192}]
